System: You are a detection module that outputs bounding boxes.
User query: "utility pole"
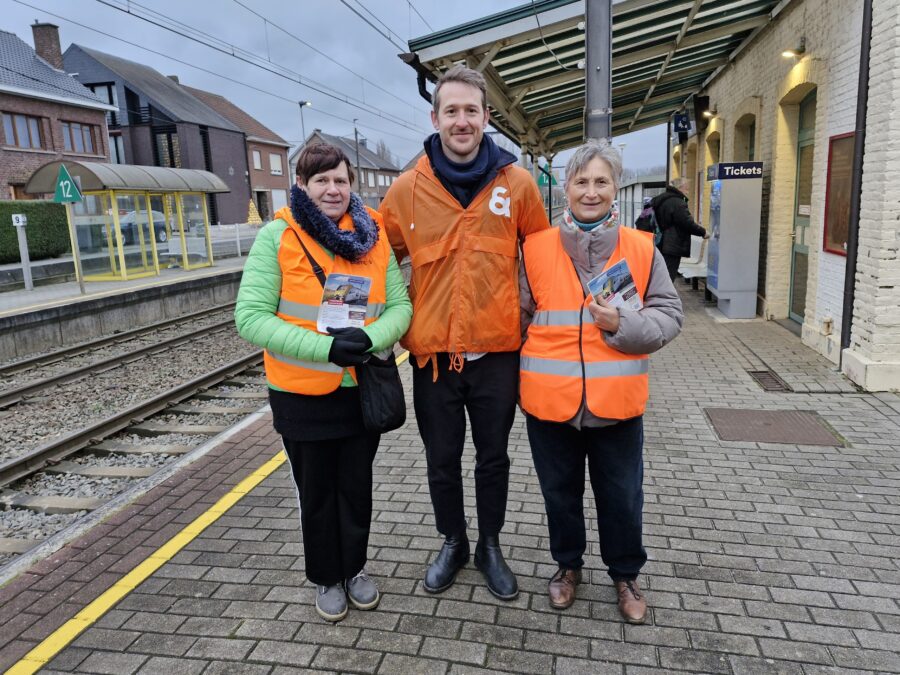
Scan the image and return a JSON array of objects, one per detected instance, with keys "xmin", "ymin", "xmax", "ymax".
[
  {"xmin": 584, "ymin": 0, "xmax": 613, "ymax": 140},
  {"xmin": 298, "ymin": 100, "xmax": 311, "ymax": 143},
  {"xmin": 353, "ymin": 119, "xmax": 362, "ymax": 185}
]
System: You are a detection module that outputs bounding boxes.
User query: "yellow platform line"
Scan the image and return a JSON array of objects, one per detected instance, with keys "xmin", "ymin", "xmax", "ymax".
[{"xmin": 6, "ymin": 452, "xmax": 286, "ymax": 675}]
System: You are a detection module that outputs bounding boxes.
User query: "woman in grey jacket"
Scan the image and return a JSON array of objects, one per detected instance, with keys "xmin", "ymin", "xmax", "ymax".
[{"xmin": 519, "ymin": 139, "xmax": 683, "ymax": 624}]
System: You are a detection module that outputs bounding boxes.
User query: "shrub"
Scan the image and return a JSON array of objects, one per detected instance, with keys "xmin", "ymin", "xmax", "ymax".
[{"xmin": 0, "ymin": 201, "xmax": 70, "ymax": 264}]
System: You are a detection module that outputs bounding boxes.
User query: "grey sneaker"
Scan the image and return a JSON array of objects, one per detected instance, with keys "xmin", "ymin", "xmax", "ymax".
[
  {"xmin": 346, "ymin": 569, "xmax": 380, "ymax": 610},
  {"xmin": 315, "ymin": 583, "xmax": 348, "ymax": 622}
]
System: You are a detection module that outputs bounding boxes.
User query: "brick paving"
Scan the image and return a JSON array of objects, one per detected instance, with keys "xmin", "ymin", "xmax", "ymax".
[{"xmin": 1, "ymin": 285, "xmax": 899, "ymax": 674}]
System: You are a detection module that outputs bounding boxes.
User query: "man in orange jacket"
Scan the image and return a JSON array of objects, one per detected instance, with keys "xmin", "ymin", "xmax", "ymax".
[{"xmin": 380, "ymin": 65, "xmax": 550, "ymax": 600}]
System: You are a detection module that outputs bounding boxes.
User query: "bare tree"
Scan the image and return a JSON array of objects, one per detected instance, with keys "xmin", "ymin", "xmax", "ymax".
[{"xmin": 375, "ymin": 139, "xmax": 396, "ymax": 166}]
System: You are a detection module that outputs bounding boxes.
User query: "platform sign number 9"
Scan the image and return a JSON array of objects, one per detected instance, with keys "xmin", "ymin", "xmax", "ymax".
[{"xmin": 12, "ymin": 213, "xmax": 27, "ymax": 227}]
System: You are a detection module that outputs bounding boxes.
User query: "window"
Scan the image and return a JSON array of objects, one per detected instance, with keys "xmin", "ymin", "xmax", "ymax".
[
  {"xmin": 367, "ymin": 171, "xmax": 375, "ymax": 188},
  {"xmin": 61, "ymin": 121, "xmax": 96, "ymax": 154},
  {"xmin": 378, "ymin": 174, "xmax": 386, "ymax": 187},
  {"xmin": 110, "ymin": 134, "xmax": 125, "ymax": 164},
  {"xmin": 2, "ymin": 113, "xmax": 43, "ymax": 149},
  {"xmin": 269, "ymin": 153, "xmax": 283, "ymax": 176},
  {"xmin": 823, "ymin": 133, "xmax": 854, "ymax": 256},
  {"xmin": 154, "ymin": 128, "xmax": 181, "ymax": 168},
  {"xmin": 252, "ymin": 150, "xmax": 262, "ymax": 170}
]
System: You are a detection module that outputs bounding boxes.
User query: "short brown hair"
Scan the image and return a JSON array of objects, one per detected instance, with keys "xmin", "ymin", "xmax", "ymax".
[
  {"xmin": 433, "ymin": 65, "xmax": 487, "ymax": 113},
  {"xmin": 295, "ymin": 142, "xmax": 355, "ymax": 186}
]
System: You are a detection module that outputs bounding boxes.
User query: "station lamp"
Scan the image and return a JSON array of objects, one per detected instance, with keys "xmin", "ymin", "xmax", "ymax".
[
  {"xmin": 782, "ymin": 37, "xmax": 806, "ymax": 58},
  {"xmin": 702, "ymin": 106, "xmax": 717, "ymax": 119}
]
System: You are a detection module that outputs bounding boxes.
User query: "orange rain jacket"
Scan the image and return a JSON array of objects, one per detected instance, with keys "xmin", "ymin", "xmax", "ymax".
[
  {"xmin": 519, "ymin": 226, "xmax": 654, "ymax": 422},
  {"xmin": 264, "ymin": 207, "xmax": 390, "ymax": 395},
  {"xmin": 380, "ymin": 155, "xmax": 550, "ymax": 365}
]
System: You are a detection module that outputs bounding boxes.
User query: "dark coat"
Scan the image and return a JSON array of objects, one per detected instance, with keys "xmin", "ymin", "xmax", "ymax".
[{"xmin": 653, "ymin": 186, "xmax": 706, "ymax": 257}]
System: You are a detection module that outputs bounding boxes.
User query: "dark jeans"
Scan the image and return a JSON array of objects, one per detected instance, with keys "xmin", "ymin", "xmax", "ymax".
[
  {"xmin": 412, "ymin": 351, "xmax": 519, "ymax": 537},
  {"xmin": 282, "ymin": 433, "xmax": 379, "ymax": 586},
  {"xmin": 526, "ymin": 414, "xmax": 647, "ymax": 581},
  {"xmin": 663, "ymin": 254, "xmax": 681, "ymax": 281}
]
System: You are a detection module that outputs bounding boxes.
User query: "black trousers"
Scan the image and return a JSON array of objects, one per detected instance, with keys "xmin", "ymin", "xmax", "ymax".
[
  {"xmin": 526, "ymin": 414, "xmax": 647, "ymax": 581},
  {"xmin": 412, "ymin": 351, "xmax": 519, "ymax": 537},
  {"xmin": 663, "ymin": 254, "xmax": 681, "ymax": 281},
  {"xmin": 282, "ymin": 433, "xmax": 379, "ymax": 586}
]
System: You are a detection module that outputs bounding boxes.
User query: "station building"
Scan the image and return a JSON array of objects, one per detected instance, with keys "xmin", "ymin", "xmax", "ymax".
[{"xmin": 670, "ymin": 0, "xmax": 897, "ymax": 391}]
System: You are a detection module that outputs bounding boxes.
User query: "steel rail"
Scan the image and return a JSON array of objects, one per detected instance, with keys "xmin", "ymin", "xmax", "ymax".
[
  {"xmin": 0, "ymin": 319, "xmax": 238, "ymax": 409},
  {"xmin": 0, "ymin": 302, "xmax": 237, "ymax": 378},
  {"xmin": 0, "ymin": 351, "xmax": 263, "ymax": 488}
]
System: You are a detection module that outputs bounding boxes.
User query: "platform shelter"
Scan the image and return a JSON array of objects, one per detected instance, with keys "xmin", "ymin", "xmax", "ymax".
[{"xmin": 24, "ymin": 161, "xmax": 229, "ymax": 282}]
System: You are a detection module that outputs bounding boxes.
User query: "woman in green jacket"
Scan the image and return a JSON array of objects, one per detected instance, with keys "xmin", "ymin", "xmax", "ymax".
[{"xmin": 235, "ymin": 143, "xmax": 411, "ymax": 623}]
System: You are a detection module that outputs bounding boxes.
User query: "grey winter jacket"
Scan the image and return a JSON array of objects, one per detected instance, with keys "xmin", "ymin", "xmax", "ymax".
[{"xmin": 519, "ymin": 222, "xmax": 684, "ymax": 427}]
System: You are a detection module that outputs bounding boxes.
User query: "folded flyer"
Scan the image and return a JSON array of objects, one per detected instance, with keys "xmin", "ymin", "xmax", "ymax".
[
  {"xmin": 317, "ymin": 273, "xmax": 372, "ymax": 332},
  {"xmin": 587, "ymin": 259, "xmax": 643, "ymax": 311}
]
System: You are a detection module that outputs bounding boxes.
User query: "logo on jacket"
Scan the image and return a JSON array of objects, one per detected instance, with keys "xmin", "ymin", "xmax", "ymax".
[{"xmin": 489, "ymin": 187, "xmax": 511, "ymax": 217}]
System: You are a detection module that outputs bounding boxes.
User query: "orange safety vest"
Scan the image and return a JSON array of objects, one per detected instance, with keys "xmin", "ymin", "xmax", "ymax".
[
  {"xmin": 520, "ymin": 226, "xmax": 654, "ymax": 422},
  {"xmin": 264, "ymin": 207, "xmax": 390, "ymax": 395}
]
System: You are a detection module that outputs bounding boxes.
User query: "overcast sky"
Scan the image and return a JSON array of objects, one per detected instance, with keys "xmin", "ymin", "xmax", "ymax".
[{"xmin": 4, "ymin": 0, "xmax": 666, "ymax": 171}]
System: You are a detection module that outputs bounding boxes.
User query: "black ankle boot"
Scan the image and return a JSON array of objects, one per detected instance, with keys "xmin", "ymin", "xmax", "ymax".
[
  {"xmin": 474, "ymin": 534, "xmax": 519, "ymax": 600},
  {"xmin": 423, "ymin": 533, "xmax": 470, "ymax": 593}
]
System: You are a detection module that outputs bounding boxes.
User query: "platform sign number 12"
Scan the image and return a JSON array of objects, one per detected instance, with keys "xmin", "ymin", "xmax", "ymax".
[{"xmin": 53, "ymin": 164, "xmax": 83, "ymax": 203}]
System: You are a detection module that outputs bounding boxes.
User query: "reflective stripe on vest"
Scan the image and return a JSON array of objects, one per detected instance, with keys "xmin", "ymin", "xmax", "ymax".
[
  {"xmin": 264, "ymin": 209, "xmax": 390, "ymax": 395},
  {"xmin": 521, "ymin": 355, "xmax": 649, "ymax": 378},
  {"xmin": 519, "ymin": 226, "xmax": 654, "ymax": 422}
]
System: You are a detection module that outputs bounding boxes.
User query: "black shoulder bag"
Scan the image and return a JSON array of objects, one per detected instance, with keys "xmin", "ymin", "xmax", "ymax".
[{"xmin": 290, "ymin": 226, "xmax": 406, "ymax": 433}]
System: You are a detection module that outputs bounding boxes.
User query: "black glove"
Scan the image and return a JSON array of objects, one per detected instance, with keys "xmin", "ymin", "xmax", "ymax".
[
  {"xmin": 328, "ymin": 337, "xmax": 371, "ymax": 367},
  {"xmin": 326, "ymin": 327, "xmax": 372, "ymax": 351}
]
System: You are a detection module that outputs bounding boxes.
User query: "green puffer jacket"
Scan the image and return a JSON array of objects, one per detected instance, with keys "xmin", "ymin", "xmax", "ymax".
[{"xmin": 234, "ymin": 216, "xmax": 412, "ymax": 388}]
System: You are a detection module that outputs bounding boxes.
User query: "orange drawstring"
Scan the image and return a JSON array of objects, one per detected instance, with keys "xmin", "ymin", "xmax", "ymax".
[{"xmin": 448, "ymin": 352, "xmax": 465, "ymax": 374}]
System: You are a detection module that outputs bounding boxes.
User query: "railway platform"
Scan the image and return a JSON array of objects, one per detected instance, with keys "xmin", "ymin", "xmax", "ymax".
[
  {"xmin": 1, "ymin": 286, "xmax": 899, "ymax": 674},
  {"xmin": 0, "ymin": 256, "xmax": 246, "ymax": 362}
]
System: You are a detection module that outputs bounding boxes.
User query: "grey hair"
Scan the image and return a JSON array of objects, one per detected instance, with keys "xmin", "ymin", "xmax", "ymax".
[{"xmin": 564, "ymin": 139, "xmax": 622, "ymax": 191}]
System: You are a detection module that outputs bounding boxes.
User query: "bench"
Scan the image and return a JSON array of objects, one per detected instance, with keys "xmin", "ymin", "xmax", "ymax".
[{"xmin": 678, "ymin": 235, "xmax": 708, "ymax": 290}]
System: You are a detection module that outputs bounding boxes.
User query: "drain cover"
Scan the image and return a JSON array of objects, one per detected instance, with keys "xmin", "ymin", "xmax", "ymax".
[
  {"xmin": 748, "ymin": 370, "xmax": 792, "ymax": 392},
  {"xmin": 704, "ymin": 408, "xmax": 843, "ymax": 446}
]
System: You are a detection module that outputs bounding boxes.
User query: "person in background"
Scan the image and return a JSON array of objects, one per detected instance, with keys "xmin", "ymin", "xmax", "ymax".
[
  {"xmin": 519, "ymin": 139, "xmax": 683, "ymax": 623},
  {"xmin": 653, "ymin": 177, "xmax": 707, "ymax": 281},
  {"xmin": 235, "ymin": 143, "xmax": 411, "ymax": 623},
  {"xmin": 380, "ymin": 65, "xmax": 550, "ymax": 600}
]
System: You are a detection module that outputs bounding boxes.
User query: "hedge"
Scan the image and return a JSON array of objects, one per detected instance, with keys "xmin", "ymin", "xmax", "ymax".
[{"xmin": 0, "ymin": 201, "xmax": 70, "ymax": 264}]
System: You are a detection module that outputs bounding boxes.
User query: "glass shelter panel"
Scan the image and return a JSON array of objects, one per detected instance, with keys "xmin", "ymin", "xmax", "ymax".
[
  {"xmin": 114, "ymin": 192, "xmax": 158, "ymax": 278},
  {"xmin": 70, "ymin": 193, "xmax": 119, "ymax": 280},
  {"xmin": 172, "ymin": 193, "xmax": 213, "ymax": 269}
]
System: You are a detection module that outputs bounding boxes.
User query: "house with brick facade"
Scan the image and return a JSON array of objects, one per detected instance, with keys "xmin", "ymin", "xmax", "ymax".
[
  {"xmin": 0, "ymin": 24, "xmax": 114, "ymax": 200},
  {"xmin": 181, "ymin": 85, "xmax": 290, "ymax": 222},
  {"xmin": 289, "ymin": 130, "xmax": 400, "ymax": 209},
  {"xmin": 60, "ymin": 41, "xmax": 250, "ymax": 225}
]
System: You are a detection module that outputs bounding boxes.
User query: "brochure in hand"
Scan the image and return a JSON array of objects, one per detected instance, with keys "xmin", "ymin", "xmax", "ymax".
[
  {"xmin": 586, "ymin": 259, "xmax": 643, "ymax": 311},
  {"xmin": 316, "ymin": 273, "xmax": 372, "ymax": 332}
]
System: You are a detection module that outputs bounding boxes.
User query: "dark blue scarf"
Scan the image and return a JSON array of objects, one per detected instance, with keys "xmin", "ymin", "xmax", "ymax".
[
  {"xmin": 425, "ymin": 133, "xmax": 514, "ymax": 208},
  {"xmin": 290, "ymin": 184, "xmax": 378, "ymax": 262}
]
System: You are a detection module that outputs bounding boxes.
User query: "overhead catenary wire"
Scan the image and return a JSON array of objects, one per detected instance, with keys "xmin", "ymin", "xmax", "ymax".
[
  {"xmin": 230, "ymin": 0, "xmax": 428, "ymax": 117},
  {"xmin": 339, "ymin": 0, "xmax": 408, "ymax": 52},
  {"xmin": 407, "ymin": 0, "xmax": 435, "ymax": 33},
  {"xmin": 10, "ymin": 0, "xmax": 424, "ymax": 146},
  {"xmin": 90, "ymin": 0, "xmax": 428, "ymax": 135}
]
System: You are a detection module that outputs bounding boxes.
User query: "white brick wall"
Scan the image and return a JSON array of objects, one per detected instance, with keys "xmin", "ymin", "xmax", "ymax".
[{"xmin": 840, "ymin": 1, "xmax": 900, "ymax": 389}]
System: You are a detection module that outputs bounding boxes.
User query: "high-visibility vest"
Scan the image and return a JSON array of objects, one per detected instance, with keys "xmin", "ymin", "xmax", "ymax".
[
  {"xmin": 520, "ymin": 226, "xmax": 654, "ymax": 422},
  {"xmin": 265, "ymin": 208, "xmax": 390, "ymax": 395}
]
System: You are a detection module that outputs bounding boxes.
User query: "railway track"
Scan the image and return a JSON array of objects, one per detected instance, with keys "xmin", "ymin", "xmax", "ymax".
[
  {"xmin": 0, "ymin": 352, "xmax": 267, "ymax": 566},
  {"xmin": 0, "ymin": 301, "xmax": 236, "ymax": 383},
  {"xmin": 0, "ymin": 305, "xmax": 273, "ymax": 567}
]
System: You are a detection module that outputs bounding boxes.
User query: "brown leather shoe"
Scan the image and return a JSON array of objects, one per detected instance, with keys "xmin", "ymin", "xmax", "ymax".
[
  {"xmin": 615, "ymin": 579, "xmax": 647, "ymax": 624},
  {"xmin": 548, "ymin": 568, "xmax": 582, "ymax": 609}
]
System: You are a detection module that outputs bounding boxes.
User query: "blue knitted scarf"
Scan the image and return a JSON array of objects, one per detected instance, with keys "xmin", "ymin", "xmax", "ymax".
[{"xmin": 289, "ymin": 184, "xmax": 379, "ymax": 262}]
